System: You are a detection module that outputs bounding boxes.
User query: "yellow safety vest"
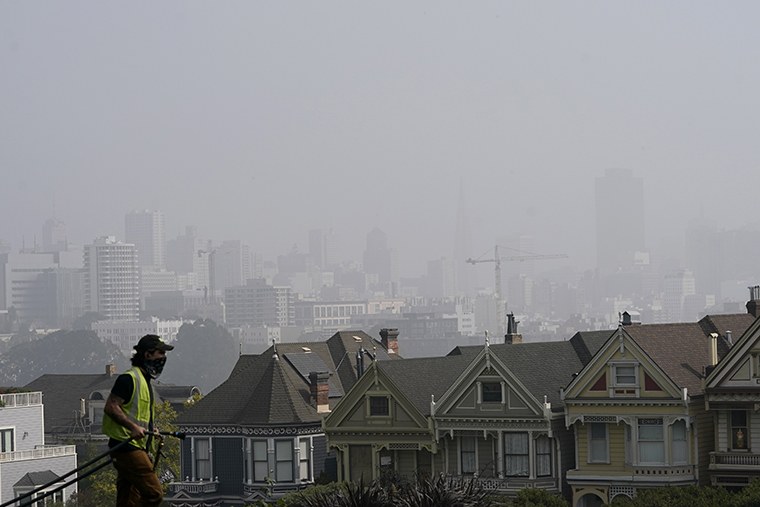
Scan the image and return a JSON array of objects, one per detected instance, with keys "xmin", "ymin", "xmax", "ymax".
[{"xmin": 103, "ymin": 366, "xmax": 154, "ymax": 451}]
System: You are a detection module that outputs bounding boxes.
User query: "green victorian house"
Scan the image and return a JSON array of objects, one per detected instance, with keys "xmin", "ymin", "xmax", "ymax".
[{"xmin": 323, "ymin": 332, "xmax": 606, "ymax": 498}]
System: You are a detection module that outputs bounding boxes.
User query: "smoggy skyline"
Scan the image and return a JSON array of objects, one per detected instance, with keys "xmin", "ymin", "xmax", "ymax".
[{"xmin": 3, "ymin": 2, "xmax": 760, "ymax": 276}]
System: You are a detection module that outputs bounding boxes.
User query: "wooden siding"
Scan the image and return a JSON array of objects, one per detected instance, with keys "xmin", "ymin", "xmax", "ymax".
[
  {"xmin": 478, "ymin": 436, "xmax": 496, "ymax": 477},
  {"xmin": 397, "ymin": 450, "xmax": 416, "ymax": 478},
  {"xmin": 213, "ymin": 436, "xmax": 243, "ymax": 496},
  {"xmin": 575, "ymin": 423, "xmax": 627, "ymax": 472},
  {"xmin": 694, "ymin": 409, "xmax": 714, "ymax": 486},
  {"xmin": 349, "ymin": 445, "xmax": 372, "ymax": 482}
]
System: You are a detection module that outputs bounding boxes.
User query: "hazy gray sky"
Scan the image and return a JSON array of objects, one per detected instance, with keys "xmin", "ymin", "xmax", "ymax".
[{"xmin": 3, "ymin": 2, "xmax": 760, "ymax": 275}]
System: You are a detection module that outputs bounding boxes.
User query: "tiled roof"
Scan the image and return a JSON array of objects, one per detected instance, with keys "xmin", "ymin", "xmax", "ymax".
[
  {"xmin": 487, "ymin": 341, "xmax": 587, "ymax": 407},
  {"xmin": 24, "ymin": 372, "xmax": 117, "ymax": 433},
  {"xmin": 376, "ymin": 354, "xmax": 474, "ymax": 415},
  {"xmin": 177, "ymin": 330, "xmax": 396, "ymax": 427},
  {"xmin": 624, "ymin": 323, "xmax": 716, "ymax": 395},
  {"xmin": 14, "ymin": 470, "xmax": 59, "ymax": 488}
]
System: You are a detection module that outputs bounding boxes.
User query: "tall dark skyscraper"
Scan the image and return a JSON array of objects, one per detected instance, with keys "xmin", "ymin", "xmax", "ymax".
[
  {"xmin": 363, "ymin": 228, "xmax": 396, "ymax": 291},
  {"xmin": 595, "ymin": 169, "xmax": 645, "ymax": 275},
  {"xmin": 453, "ymin": 180, "xmax": 475, "ymax": 296}
]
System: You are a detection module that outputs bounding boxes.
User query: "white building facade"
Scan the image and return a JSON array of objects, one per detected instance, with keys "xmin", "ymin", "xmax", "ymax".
[
  {"xmin": 91, "ymin": 317, "xmax": 184, "ymax": 354},
  {"xmin": 84, "ymin": 236, "xmax": 140, "ymax": 321}
]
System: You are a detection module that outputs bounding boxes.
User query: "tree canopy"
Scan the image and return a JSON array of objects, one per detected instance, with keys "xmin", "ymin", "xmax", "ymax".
[
  {"xmin": 0, "ymin": 329, "xmax": 127, "ymax": 386},
  {"xmin": 161, "ymin": 319, "xmax": 238, "ymax": 393}
]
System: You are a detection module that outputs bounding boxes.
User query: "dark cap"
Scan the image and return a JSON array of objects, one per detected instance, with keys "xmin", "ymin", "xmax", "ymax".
[{"xmin": 134, "ymin": 334, "xmax": 174, "ymax": 352}]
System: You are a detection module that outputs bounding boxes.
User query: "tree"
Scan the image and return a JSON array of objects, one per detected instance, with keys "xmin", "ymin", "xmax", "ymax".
[
  {"xmin": 162, "ymin": 319, "xmax": 238, "ymax": 393},
  {"xmin": 0, "ymin": 329, "xmax": 127, "ymax": 386}
]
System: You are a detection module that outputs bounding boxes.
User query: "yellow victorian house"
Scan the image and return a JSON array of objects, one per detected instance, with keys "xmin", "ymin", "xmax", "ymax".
[{"xmin": 562, "ymin": 312, "xmax": 754, "ymax": 507}]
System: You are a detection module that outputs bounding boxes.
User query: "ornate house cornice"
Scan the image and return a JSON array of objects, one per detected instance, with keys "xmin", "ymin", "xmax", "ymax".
[{"xmin": 177, "ymin": 424, "xmax": 323, "ymax": 437}]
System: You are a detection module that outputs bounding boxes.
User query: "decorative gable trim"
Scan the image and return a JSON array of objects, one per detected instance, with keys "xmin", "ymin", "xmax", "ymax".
[
  {"xmin": 706, "ymin": 317, "xmax": 760, "ymax": 389},
  {"xmin": 562, "ymin": 327, "xmax": 683, "ymax": 402}
]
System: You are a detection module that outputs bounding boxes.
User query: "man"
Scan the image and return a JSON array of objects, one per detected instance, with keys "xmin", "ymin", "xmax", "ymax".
[{"xmin": 103, "ymin": 334, "xmax": 174, "ymax": 507}]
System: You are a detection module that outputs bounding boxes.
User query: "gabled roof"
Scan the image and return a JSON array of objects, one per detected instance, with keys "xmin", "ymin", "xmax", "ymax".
[
  {"xmin": 705, "ymin": 316, "xmax": 760, "ymax": 389},
  {"xmin": 624, "ymin": 322, "xmax": 726, "ymax": 395},
  {"xmin": 376, "ymin": 354, "xmax": 474, "ymax": 415},
  {"xmin": 14, "ymin": 470, "xmax": 59, "ymax": 488},
  {"xmin": 486, "ymin": 341, "xmax": 588, "ymax": 407},
  {"xmin": 24, "ymin": 372, "xmax": 119, "ymax": 433},
  {"xmin": 177, "ymin": 330, "xmax": 396, "ymax": 427}
]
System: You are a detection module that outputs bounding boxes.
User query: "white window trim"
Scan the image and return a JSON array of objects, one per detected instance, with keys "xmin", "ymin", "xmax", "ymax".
[
  {"xmin": 0, "ymin": 427, "xmax": 15, "ymax": 453},
  {"xmin": 609, "ymin": 362, "xmax": 640, "ymax": 397},
  {"xmin": 637, "ymin": 418, "xmax": 666, "ymax": 466},
  {"xmin": 459, "ymin": 436, "xmax": 478, "ymax": 475},
  {"xmin": 191, "ymin": 436, "xmax": 213, "ymax": 481},
  {"xmin": 588, "ymin": 423, "xmax": 609, "ymax": 464},
  {"xmin": 367, "ymin": 394, "xmax": 392, "ymax": 418}
]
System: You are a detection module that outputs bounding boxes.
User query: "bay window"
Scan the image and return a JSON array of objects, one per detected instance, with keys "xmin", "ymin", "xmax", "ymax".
[
  {"xmin": 638, "ymin": 418, "xmax": 665, "ymax": 464},
  {"xmin": 505, "ymin": 433, "xmax": 529, "ymax": 477}
]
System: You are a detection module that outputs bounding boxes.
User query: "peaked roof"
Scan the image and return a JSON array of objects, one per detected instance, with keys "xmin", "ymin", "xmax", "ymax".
[
  {"xmin": 14, "ymin": 470, "xmax": 59, "ymax": 488},
  {"xmin": 177, "ymin": 330, "xmax": 397, "ymax": 426},
  {"xmin": 376, "ymin": 354, "xmax": 474, "ymax": 415}
]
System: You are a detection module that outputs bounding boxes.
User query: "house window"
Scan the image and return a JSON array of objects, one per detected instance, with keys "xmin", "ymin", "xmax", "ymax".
[
  {"xmin": 588, "ymin": 423, "xmax": 608, "ymax": 463},
  {"xmin": 672, "ymin": 420, "xmax": 688, "ymax": 464},
  {"xmin": 614, "ymin": 364, "xmax": 637, "ymax": 385},
  {"xmin": 275, "ymin": 439, "xmax": 294, "ymax": 482},
  {"xmin": 299, "ymin": 438, "xmax": 311, "ymax": 482},
  {"xmin": 252, "ymin": 440, "xmax": 269, "ymax": 482},
  {"xmin": 536, "ymin": 435, "xmax": 552, "ymax": 477},
  {"xmin": 504, "ymin": 433, "xmax": 529, "ymax": 477},
  {"xmin": 460, "ymin": 436, "xmax": 477, "ymax": 474},
  {"xmin": 193, "ymin": 438, "xmax": 211, "ymax": 480},
  {"xmin": 0, "ymin": 428, "xmax": 14, "ymax": 453},
  {"xmin": 482, "ymin": 382, "xmax": 502, "ymax": 403},
  {"xmin": 731, "ymin": 410, "xmax": 748, "ymax": 450},
  {"xmin": 369, "ymin": 396, "xmax": 389, "ymax": 416},
  {"xmin": 638, "ymin": 418, "xmax": 665, "ymax": 464}
]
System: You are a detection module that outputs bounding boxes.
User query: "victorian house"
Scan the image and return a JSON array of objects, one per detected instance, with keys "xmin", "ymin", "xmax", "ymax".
[
  {"xmin": 167, "ymin": 329, "xmax": 399, "ymax": 506},
  {"xmin": 704, "ymin": 291, "xmax": 760, "ymax": 488},
  {"xmin": 323, "ymin": 331, "xmax": 609, "ymax": 499},
  {"xmin": 561, "ymin": 309, "xmax": 755, "ymax": 507}
]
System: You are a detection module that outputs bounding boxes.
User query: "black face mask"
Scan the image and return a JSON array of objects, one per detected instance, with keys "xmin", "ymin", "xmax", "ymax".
[{"xmin": 144, "ymin": 357, "xmax": 166, "ymax": 379}]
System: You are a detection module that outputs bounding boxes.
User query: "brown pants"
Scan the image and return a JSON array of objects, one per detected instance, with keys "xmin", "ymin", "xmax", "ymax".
[{"xmin": 111, "ymin": 449, "xmax": 163, "ymax": 507}]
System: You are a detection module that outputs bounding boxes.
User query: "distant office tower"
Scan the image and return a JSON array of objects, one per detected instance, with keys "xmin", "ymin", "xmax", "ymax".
[
  {"xmin": 42, "ymin": 218, "xmax": 67, "ymax": 253},
  {"xmin": 84, "ymin": 236, "xmax": 140, "ymax": 320},
  {"xmin": 663, "ymin": 269, "xmax": 696, "ymax": 323},
  {"xmin": 595, "ymin": 169, "xmax": 645, "ymax": 274},
  {"xmin": 363, "ymin": 228, "xmax": 397, "ymax": 290},
  {"xmin": 213, "ymin": 240, "xmax": 252, "ymax": 293},
  {"xmin": 453, "ymin": 180, "xmax": 475, "ymax": 296},
  {"xmin": 0, "ymin": 252, "xmax": 85, "ymax": 327},
  {"xmin": 166, "ymin": 226, "xmax": 208, "ymax": 289},
  {"xmin": 425, "ymin": 257, "xmax": 456, "ymax": 299},
  {"xmin": 309, "ymin": 229, "xmax": 335, "ymax": 270},
  {"xmin": 225, "ymin": 278, "xmax": 294, "ymax": 327},
  {"xmin": 125, "ymin": 210, "xmax": 165, "ymax": 269}
]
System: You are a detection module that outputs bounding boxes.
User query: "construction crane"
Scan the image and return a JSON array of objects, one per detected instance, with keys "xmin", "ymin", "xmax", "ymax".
[{"xmin": 466, "ymin": 245, "xmax": 568, "ymax": 300}]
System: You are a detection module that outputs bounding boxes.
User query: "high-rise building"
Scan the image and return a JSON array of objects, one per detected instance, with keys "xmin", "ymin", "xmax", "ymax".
[
  {"xmin": 125, "ymin": 210, "xmax": 165, "ymax": 269},
  {"xmin": 42, "ymin": 218, "xmax": 67, "ymax": 253},
  {"xmin": 595, "ymin": 169, "xmax": 645, "ymax": 275},
  {"xmin": 84, "ymin": 236, "xmax": 139, "ymax": 320},
  {"xmin": 166, "ymin": 226, "xmax": 208, "ymax": 290},
  {"xmin": 663, "ymin": 269, "xmax": 696, "ymax": 323},
  {"xmin": 453, "ymin": 180, "xmax": 475, "ymax": 297},
  {"xmin": 308, "ymin": 229, "xmax": 335, "ymax": 270},
  {"xmin": 363, "ymin": 228, "xmax": 397, "ymax": 294},
  {"xmin": 225, "ymin": 278, "xmax": 294, "ymax": 327},
  {"xmin": 213, "ymin": 240, "xmax": 252, "ymax": 294}
]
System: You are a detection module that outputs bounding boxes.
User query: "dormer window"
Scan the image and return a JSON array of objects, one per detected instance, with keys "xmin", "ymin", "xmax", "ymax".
[
  {"xmin": 369, "ymin": 396, "xmax": 390, "ymax": 417},
  {"xmin": 611, "ymin": 363, "xmax": 639, "ymax": 397},
  {"xmin": 482, "ymin": 382, "xmax": 502, "ymax": 403}
]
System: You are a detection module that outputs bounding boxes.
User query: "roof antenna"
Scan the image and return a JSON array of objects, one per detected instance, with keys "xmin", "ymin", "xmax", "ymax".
[{"xmin": 272, "ymin": 339, "xmax": 279, "ymax": 361}]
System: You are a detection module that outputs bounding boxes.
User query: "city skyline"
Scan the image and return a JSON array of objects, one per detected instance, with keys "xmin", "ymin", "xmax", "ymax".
[{"xmin": 3, "ymin": 3, "xmax": 760, "ymax": 278}]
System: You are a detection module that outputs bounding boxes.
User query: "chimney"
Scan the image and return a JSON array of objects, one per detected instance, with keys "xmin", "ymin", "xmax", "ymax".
[
  {"xmin": 380, "ymin": 328, "xmax": 399, "ymax": 355},
  {"xmin": 747, "ymin": 285, "xmax": 760, "ymax": 317},
  {"xmin": 709, "ymin": 333, "xmax": 719, "ymax": 367},
  {"xmin": 309, "ymin": 371, "xmax": 330, "ymax": 413},
  {"xmin": 620, "ymin": 311, "xmax": 641, "ymax": 326},
  {"xmin": 727, "ymin": 330, "xmax": 733, "ymax": 347},
  {"xmin": 504, "ymin": 313, "xmax": 523, "ymax": 345},
  {"xmin": 105, "ymin": 364, "xmax": 116, "ymax": 376}
]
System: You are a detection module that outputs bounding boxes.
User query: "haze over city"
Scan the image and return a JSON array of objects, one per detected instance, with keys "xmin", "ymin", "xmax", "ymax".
[{"xmin": 3, "ymin": 2, "xmax": 760, "ymax": 279}]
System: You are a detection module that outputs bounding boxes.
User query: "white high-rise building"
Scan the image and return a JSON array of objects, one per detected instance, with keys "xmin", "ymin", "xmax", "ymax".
[
  {"xmin": 125, "ymin": 210, "xmax": 165, "ymax": 269},
  {"xmin": 84, "ymin": 236, "xmax": 140, "ymax": 320}
]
